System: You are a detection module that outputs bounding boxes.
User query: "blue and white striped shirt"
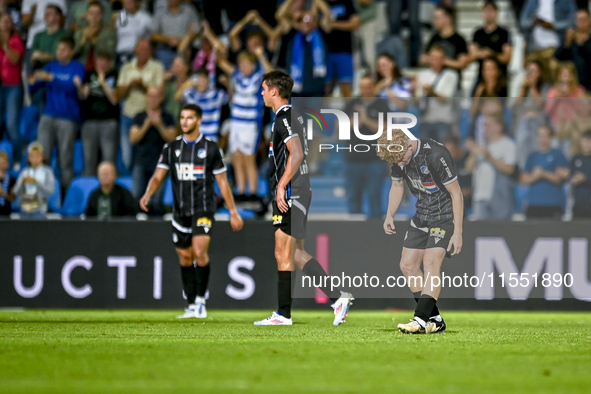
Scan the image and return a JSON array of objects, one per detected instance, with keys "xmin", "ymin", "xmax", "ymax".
[
  {"xmin": 230, "ymin": 68, "xmax": 264, "ymax": 125},
  {"xmin": 183, "ymin": 87, "xmax": 229, "ymax": 141}
]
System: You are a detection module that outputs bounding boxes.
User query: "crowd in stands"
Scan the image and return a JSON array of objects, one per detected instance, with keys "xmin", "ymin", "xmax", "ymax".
[{"xmin": 0, "ymin": 0, "xmax": 590, "ymax": 221}]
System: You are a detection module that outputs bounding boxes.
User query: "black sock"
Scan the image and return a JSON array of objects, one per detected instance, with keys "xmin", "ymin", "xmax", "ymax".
[
  {"xmin": 415, "ymin": 295, "xmax": 436, "ymax": 324},
  {"xmin": 195, "ymin": 264, "xmax": 210, "ymax": 298},
  {"xmin": 413, "ymin": 291, "xmax": 422, "ymax": 304},
  {"xmin": 302, "ymin": 259, "xmax": 340, "ymax": 303},
  {"xmin": 431, "ymin": 302, "xmax": 440, "ymax": 317},
  {"xmin": 278, "ymin": 271, "xmax": 292, "ymax": 318},
  {"xmin": 180, "ymin": 265, "xmax": 197, "ymax": 305}
]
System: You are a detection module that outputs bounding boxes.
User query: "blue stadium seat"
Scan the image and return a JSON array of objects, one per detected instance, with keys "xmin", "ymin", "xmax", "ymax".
[
  {"xmin": 116, "ymin": 176, "xmax": 133, "ymax": 192},
  {"xmin": 309, "ymin": 177, "xmax": 348, "ymax": 213},
  {"xmin": 48, "ymin": 178, "xmax": 61, "ymax": 213},
  {"xmin": 163, "ymin": 177, "xmax": 173, "ymax": 206},
  {"xmin": 0, "ymin": 140, "xmax": 13, "ymax": 166},
  {"xmin": 61, "ymin": 177, "xmax": 99, "ymax": 216},
  {"xmin": 73, "ymin": 141, "xmax": 84, "ymax": 175}
]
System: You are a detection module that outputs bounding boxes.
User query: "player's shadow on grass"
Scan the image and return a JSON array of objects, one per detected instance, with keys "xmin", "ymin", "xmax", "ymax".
[{"xmin": 376, "ymin": 328, "xmax": 458, "ymax": 335}]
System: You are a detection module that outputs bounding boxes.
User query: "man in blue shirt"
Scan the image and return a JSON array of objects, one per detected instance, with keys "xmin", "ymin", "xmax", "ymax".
[
  {"xmin": 29, "ymin": 37, "xmax": 84, "ymax": 192},
  {"xmin": 571, "ymin": 130, "xmax": 591, "ymax": 218},
  {"xmin": 520, "ymin": 125, "xmax": 570, "ymax": 218}
]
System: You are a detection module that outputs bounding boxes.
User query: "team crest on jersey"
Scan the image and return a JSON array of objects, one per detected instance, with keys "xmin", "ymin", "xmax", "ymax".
[
  {"xmin": 197, "ymin": 149, "xmax": 207, "ymax": 159},
  {"xmin": 420, "ymin": 166, "xmax": 430, "ymax": 174},
  {"xmin": 430, "ymin": 228, "xmax": 446, "ymax": 244},
  {"xmin": 175, "ymin": 149, "xmax": 181, "ymax": 157},
  {"xmin": 196, "ymin": 217, "xmax": 213, "ymax": 233}
]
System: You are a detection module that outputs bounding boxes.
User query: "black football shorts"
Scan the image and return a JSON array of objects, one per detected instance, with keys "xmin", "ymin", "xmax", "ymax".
[
  {"xmin": 272, "ymin": 194, "xmax": 311, "ymax": 240},
  {"xmin": 171, "ymin": 212, "xmax": 215, "ymax": 248},
  {"xmin": 403, "ymin": 214, "xmax": 455, "ymax": 258}
]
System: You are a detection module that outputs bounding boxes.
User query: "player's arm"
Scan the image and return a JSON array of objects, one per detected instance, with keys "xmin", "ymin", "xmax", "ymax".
[
  {"xmin": 383, "ymin": 179, "xmax": 404, "ymax": 235},
  {"xmin": 276, "ymin": 136, "xmax": 303, "ymax": 213},
  {"xmin": 215, "ymin": 172, "xmax": 244, "ymax": 231},
  {"xmin": 140, "ymin": 167, "xmax": 168, "ymax": 212},
  {"xmin": 444, "ymin": 180, "xmax": 464, "ymax": 256}
]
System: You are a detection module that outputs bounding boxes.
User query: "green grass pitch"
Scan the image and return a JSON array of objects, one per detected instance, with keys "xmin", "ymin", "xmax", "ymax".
[{"xmin": 1, "ymin": 310, "xmax": 590, "ymax": 393}]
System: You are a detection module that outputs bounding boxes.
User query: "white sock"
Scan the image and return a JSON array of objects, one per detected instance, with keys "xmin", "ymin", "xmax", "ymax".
[
  {"xmin": 414, "ymin": 317, "xmax": 426, "ymax": 327},
  {"xmin": 195, "ymin": 296, "xmax": 206, "ymax": 304}
]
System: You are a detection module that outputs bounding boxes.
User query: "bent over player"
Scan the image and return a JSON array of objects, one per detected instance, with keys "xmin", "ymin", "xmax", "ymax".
[
  {"xmin": 140, "ymin": 104, "xmax": 243, "ymax": 318},
  {"xmin": 254, "ymin": 71, "xmax": 353, "ymax": 326},
  {"xmin": 379, "ymin": 131, "xmax": 463, "ymax": 334}
]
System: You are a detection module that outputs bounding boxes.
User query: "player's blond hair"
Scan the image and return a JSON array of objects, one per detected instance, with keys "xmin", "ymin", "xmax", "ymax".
[{"xmin": 376, "ymin": 129, "xmax": 409, "ymax": 163}]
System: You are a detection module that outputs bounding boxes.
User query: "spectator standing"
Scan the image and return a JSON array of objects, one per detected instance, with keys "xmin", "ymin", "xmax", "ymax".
[
  {"xmin": 180, "ymin": 68, "xmax": 228, "ymax": 142},
  {"xmin": 555, "ymin": 8, "xmax": 591, "ymax": 92},
  {"xmin": 22, "ymin": 0, "xmax": 68, "ymax": 49},
  {"xmin": 444, "ymin": 136, "xmax": 472, "ymax": 214},
  {"xmin": 521, "ymin": 125, "xmax": 570, "ymax": 218},
  {"xmin": 512, "ymin": 60, "xmax": 551, "ymax": 169},
  {"xmin": 74, "ymin": 51, "xmax": 119, "ymax": 177},
  {"xmin": 0, "ymin": 150, "xmax": 15, "ymax": 215},
  {"xmin": 423, "ymin": 5, "xmax": 470, "ymax": 88},
  {"xmin": 374, "ymin": 53, "xmax": 412, "ymax": 111},
  {"xmin": 323, "ymin": 0, "xmax": 360, "ymax": 97},
  {"xmin": 29, "ymin": 37, "xmax": 84, "ymax": 191},
  {"xmin": 116, "ymin": 38, "xmax": 165, "ymax": 171},
  {"xmin": 73, "ymin": 1, "xmax": 117, "ymax": 72},
  {"xmin": 150, "ymin": 0, "xmax": 199, "ymax": 70},
  {"xmin": 85, "ymin": 161, "xmax": 136, "ymax": 219},
  {"xmin": 163, "ymin": 55, "xmax": 190, "ymax": 123},
  {"xmin": 29, "ymin": 5, "xmax": 69, "ymax": 71},
  {"xmin": 114, "ymin": 0, "xmax": 153, "ymax": 68},
  {"xmin": 0, "ymin": 0, "xmax": 21, "ymax": 32},
  {"xmin": 353, "ymin": 0, "xmax": 380, "ymax": 72},
  {"xmin": 217, "ymin": 48, "xmax": 272, "ymax": 198},
  {"xmin": 469, "ymin": 1, "xmax": 512, "ymax": 94},
  {"xmin": 68, "ymin": 0, "xmax": 111, "ymax": 32},
  {"xmin": 520, "ymin": 0, "xmax": 576, "ymax": 81},
  {"xmin": 343, "ymin": 74, "xmax": 388, "ymax": 217},
  {"xmin": 228, "ymin": 10, "xmax": 276, "ymax": 59},
  {"xmin": 415, "ymin": 45, "xmax": 459, "ymax": 142},
  {"xmin": 13, "ymin": 143, "xmax": 55, "ymax": 217},
  {"xmin": 386, "ymin": 0, "xmax": 420, "ymax": 67},
  {"xmin": 129, "ymin": 85, "xmax": 176, "ymax": 215},
  {"xmin": 0, "ymin": 12, "xmax": 24, "ymax": 167},
  {"xmin": 466, "ymin": 114, "xmax": 517, "ymax": 220},
  {"xmin": 570, "ymin": 130, "xmax": 591, "ymax": 218}
]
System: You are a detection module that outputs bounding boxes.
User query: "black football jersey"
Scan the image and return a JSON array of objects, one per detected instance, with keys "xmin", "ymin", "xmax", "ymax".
[
  {"xmin": 269, "ymin": 104, "xmax": 311, "ymax": 200},
  {"xmin": 391, "ymin": 138, "xmax": 458, "ymax": 221},
  {"xmin": 157, "ymin": 134, "xmax": 226, "ymax": 216}
]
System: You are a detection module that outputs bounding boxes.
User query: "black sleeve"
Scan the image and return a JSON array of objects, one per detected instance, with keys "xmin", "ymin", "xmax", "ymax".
[
  {"xmin": 456, "ymin": 34, "xmax": 468, "ymax": 56},
  {"xmin": 554, "ymin": 45, "xmax": 573, "ymax": 61},
  {"xmin": 429, "ymin": 145, "xmax": 458, "ymax": 186},
  {"xmin": 120, "ymin": 188, "xmax": 138, "ymax": 216},
  {"xmin": 210, "ymin": 143, "xmax": 227, "ymax": 175},
  {"xmin": 472, "ymin": 29, "xmax": 484, "ymax": 46},
  {"xmin": 85, "ymin": 190, "xmax": 99, "ymax": 216},
  {"xmin": 157, "ymin": 143, "xmax": 171, "ymax": 170},
  {"xmin": 390, "ymin": 163, "xmax": 404, "ymax": 181},
  {"xmin": 276, "ymin": 113, "xmax": 297, "ymax": 144}
]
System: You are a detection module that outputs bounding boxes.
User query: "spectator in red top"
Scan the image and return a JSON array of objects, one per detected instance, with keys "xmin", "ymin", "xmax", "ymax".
[{"xmin": 0, "ymin": 12, "xmax": 24, "ymax": 168}]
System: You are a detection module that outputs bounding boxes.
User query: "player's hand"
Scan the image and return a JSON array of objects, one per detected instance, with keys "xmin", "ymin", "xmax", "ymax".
[
  {"xmin": 276, "ymin": 186, "xmax": 289, "ymax": 213},
  {"xmin": 230, "ymin": 212, "xmax": 244, "ymax": 231},
  {"xmin": 447, "ymin": 233, "xmax": 463, "ymax": 256},
  {"xmin": 383, "ymin": 216, "xmax": 396, "ymax": 235},
  {"xmin": 139, "ymin": 193, "xmax": 151, "ymax": 212}
]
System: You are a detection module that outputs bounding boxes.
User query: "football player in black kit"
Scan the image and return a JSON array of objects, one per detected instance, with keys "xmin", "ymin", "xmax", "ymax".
[
  {"xmin": 378, "ymin": 130, "xmax": 464, "ymax": 334},
  {"xmin": 140, "ymin": 103, "xmax": 243, "ymax": 319},
  {"xmin": 254, "ymin": 71, "xmax": 354, "ymax": 326}
]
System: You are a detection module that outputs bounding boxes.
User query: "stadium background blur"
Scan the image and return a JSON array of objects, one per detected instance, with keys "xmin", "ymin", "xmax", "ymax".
[{"xmin": 1, "ymin": 0, "xmax": 590, "ymax": 221}]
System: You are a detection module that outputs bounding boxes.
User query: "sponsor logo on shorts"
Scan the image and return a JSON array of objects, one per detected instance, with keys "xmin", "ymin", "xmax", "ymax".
[
  {"xmin": 430, "ymin": 228, "xmax": 446, "ymax": 244},
  {"xmin": 197, "ymin": 217, "xmax": 213, "ymax": 233},
  {"xmin": 273, "ymin": 215, "xmax": 283, "ymax": 225}
]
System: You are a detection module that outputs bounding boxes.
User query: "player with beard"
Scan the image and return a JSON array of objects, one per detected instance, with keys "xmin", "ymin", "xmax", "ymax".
[
  {"xmin": 140, "ymin": 103, "xmax": 243, "ymax": 318},
  {"xmin": 254, "ymin": 70, "xmax": 354, "ymax": 326},
  {"xmin": 378, "ymin": 130, "xmax": 464, "ymax": 334}
]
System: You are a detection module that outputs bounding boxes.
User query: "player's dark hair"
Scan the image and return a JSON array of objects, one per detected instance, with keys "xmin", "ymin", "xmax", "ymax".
[
  {"xmin": 263, "ymin": 70, "xmax": 293, "ymax": 99},
  {"xmin": 483, "ymin": 0, "xmax": 498, "ymax": 11},
  {"xmin": 46, "ymin": 4, "xmax": 64, "ymax": 16},
  {"xmin": 181, "ymin": 103, "xmax": 203, "ymax": 119},
  {"xmin": 58, "ymin": 36, "xmax": 75, "ymax": 50}
]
